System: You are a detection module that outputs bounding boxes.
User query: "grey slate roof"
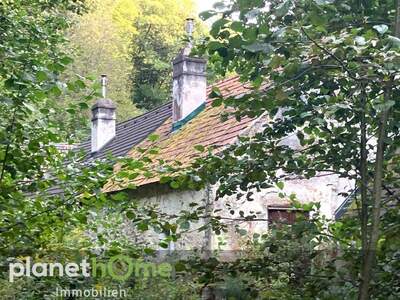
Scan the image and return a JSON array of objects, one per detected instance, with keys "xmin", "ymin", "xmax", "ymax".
[
  {"xmin": 41, "ymin": 102, "xmax": 172, "ymax": 196},
  {"xmin": 78, "ymin": 101, "xmax": 172, "ymax": 160}
]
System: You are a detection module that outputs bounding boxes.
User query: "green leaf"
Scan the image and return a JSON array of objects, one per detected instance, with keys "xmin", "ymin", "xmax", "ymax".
[
  {"xmin": 297, "ymin": 131, "xmax": 305, "ymax": 142},
  {"xmin": 34, "ymin": 90, "xmax": 46, "ymax": 100},
  {"xmin": 4, "ymin": 78, "xmax": 14, "ymax": 88},
  {"xmin": 210, "ymin": 18, "xmax": 229, "ymax": 38},
  {"xmin": 126, "ymin": 211, "xmax": 136, "ymax": 219},
  {"xmin": 242, "ymin": 42, "xmax": 274, "ymax": 54},
  {"xmin": 309, "ymin": 10, "xmax": 327, "ymax": 26},
  {"xmin": 175, "ymin": 262, "xmax": 186, "ymax": 272},
  {"xmin": 230, "ymin": 21, "xmax": 244, "ymax": 32},
  {"xmin": 252, "ymin": 76, "xmax": 263, "ymax": 88},
  {"xmin": 49, "ymin": 85, "xmax": 62, "ymax": 97},
  {"xmin": 199, "ymin": 10, "xmax": 216, "ymax": 21},
  {"xmin": 208, "ymin": 41, "xmax": 225, "ymax": 51},
  {"xmin": 78, "ymin": 102, "xmax": 89, "ymax": 109},
  {"xmin": 275, "ymin": 0, "xmax": 291, "ymax": 18},
  {"xmin": 148, "ymin": 134, "xmax": 160, "ymax": 142},
  {"xmin": 237, "ymin": 229, "xmax": 247, "ymax": 236},
  {"xmin": 170, "ymin": 181, "xmax": 180, "ymax": 189},
  {"xmin": 243, "ymin": 27, "xmax": 258, "ymax": 42},
  {"xmin": 148, "ymin": 148, "xmax": 159, "ymax": 155},
  {"xmin": 75, "ymin": 79, "xmax": 85, "ymax": 89},
  {"xmin": 160, "ymin": 176, "xmax": 172, "ymax": 184},
  {"xmin": 194, "ymin": 145, "xmax": 205, "ymax": 152},
  {"xmin": 111, "ymin": 192, "xmax": 127, "ymax": 201},
  {"xmin": 276, "ymin": 182, "xmax": 284, "ymax": 190},
  {"xmin": 137, "ymin": 222, "xmax": 149, "ymax": 231},
  {"xmin": 67, "ymin": 82, "xmax": 76, "ymax": 91},
  {"xmin": 60, "ymin": 56, "xmax": 73, "ymax": 65},
  {"xmin": 212, "ymin": 98, "xmax": 223, "ymax": 107},
  {"xmin": 159, "ymin": 241, "xmax": 169, "ymax": 249},
  {"xmin": 209, "ymin": 87, "xmax": 222, "ymax": 98},
  {"xmin": 144, "ymin": 248, "xmax": 155, "ymax": 255},
  {"xmin": 36, "ymin": 71, "xmax": 48, "ymax": 82}
]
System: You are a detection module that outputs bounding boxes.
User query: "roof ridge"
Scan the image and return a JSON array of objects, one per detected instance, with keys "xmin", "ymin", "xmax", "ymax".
[
  {"xmin": 208, "ymin": 75, "xmax": 240, "ymax": 89},
  {"xmin": 115, "ymin": 76, "xmax": 239, "ymax": 129},
  {"xmin": 116, "ymin": 101, "xmax": 172, "ymax": 127}
]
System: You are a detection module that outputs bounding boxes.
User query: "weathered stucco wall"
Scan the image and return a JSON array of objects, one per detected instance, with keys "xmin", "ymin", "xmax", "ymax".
[
  {"xmin": 123, "ymin": 113, "xmax": 353, "ymax": 251},
  {"xmin": 124, "ymin": 174, "xmax": 352, "ymax": 252},
  {"xmin": 211, "ymin": 174, "xmax": 353, "ymax": 251},
  {"xmin": 123, "ymin": 185, "xmax": 210, "ymax": 250}
]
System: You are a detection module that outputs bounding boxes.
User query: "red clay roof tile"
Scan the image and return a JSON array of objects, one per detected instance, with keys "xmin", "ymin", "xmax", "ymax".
[{"xmin": 104, "ymin": 76, "xmax": 255, "ymax": 192}]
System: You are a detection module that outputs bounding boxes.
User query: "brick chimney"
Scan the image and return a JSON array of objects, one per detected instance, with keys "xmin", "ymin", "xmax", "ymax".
[
  {"xmin": 91, "ymin": 75, "xmax": 116, "ymax": 153},
  {"xmin": 172, "ymin": 18, "xmax": 207, "ymax": 130}
]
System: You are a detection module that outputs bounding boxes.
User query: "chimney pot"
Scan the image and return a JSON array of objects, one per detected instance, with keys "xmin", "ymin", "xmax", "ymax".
[
  {"xmin": 185, "ymin": 18, "xmax": 194, "ymax": 39},
  {"xmin": 172, "ymin": 49, "xmax": 207, "ymax": 130}
]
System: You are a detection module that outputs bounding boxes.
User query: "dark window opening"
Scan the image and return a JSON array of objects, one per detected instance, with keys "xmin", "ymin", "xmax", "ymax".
[{"xmin": 268, "ymin": 207, "xmax": 309, "ymax": 225}]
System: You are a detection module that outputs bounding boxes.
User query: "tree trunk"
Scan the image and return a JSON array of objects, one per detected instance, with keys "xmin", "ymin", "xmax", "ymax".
[
  {"xmin": 358, "ymin": 3, "xmax": 399, "ymax": 298},
  {"xmin": 358, "ymin": 87, "xmax": 390, "ymax": 299},
  {"xmin": 358, "ymin": 85, "xmax": 369, "ymax": 298},
  {"xmin": 359, "ymin": 86, "xmax": 369, "ymax": 260}
]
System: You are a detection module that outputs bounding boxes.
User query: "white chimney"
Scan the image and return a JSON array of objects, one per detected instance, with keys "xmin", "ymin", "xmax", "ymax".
[
  {"xmin": 172, "ymin": 18, "xmax": 207, "ymax": 130},
  {"xmin": 91, "ymin": 75, "xmax": 116, "ymax": 152}
]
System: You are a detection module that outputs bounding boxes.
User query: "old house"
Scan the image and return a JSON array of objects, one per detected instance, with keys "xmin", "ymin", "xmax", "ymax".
[{"xmin": 78, "ymin": 21, "xmax": 353, "ymax": 251}]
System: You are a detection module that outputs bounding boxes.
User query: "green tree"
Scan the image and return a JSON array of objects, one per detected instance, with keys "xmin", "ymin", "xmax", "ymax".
[
  {"xmin": 0, "ymin": 0, "xmax": 107, "ymax": 252},
  {"xmin": 66, "ymin": 0, "xmax": 199, "ymax": 116},
  {"xmin": 66, "ymin": 0, "xmax": 141, "ymax": 123},
  {"xmin": 196, "ymin": 0, "xmax": 400, "ymax": 298},
  {"xmin": 128, "ymin": 0, "xmax": 199, "ymax": 110},
  {"xmin": 0, "ymin": 2, "xmax": 202, "ymax": 298}
]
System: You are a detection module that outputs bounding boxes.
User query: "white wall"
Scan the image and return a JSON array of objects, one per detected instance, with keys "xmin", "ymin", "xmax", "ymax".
[
  {"xmin": 123, "ymin": 113, "xmax": 353, "ymax": 251},
  {"xmin": 124, "ymin": 174, "xmax": 352, "ymax": 252},
  {"xmin": 123, "ymin": 188, "xmax": 210, "ymax": 251},
  {"xmin": 211, "ymin": 174, "xmax": 353, "ymax": 251}
]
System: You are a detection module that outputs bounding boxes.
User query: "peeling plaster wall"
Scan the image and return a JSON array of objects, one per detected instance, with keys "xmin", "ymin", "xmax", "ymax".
[
  {"xmin": 124, "ymin": 174, "xmax": 352, "ymax": 251},
  {"xmin": 123, "ymin": 185, "xmax": 210, "ymax": 250},
  {"xmin": 123, "ymin": 113, "xmax": 353, "ymax": 251},
  {"xmin": 211, "ymin": 174, "xmax": 353, "ymax": 251}
]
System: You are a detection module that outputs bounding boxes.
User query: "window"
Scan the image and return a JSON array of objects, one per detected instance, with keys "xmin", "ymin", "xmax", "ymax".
[{"xmin": 267, "ymin": 206, "xmax": 309, "ymax": 225}]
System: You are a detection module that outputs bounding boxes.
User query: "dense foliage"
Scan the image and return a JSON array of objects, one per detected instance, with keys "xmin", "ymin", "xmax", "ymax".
[
  {"xmin": 0, "ymin": 0, "xmax": 93, "ymax": 249},
  {"xmin": 67, "ymin": 0, "xmax": 198, "ymax": 117},
  {"xmin": 129, "ymin": 0, "xmax": 198, "ymax": 110},
  {"xmin": 1, "ymin": 0, "xmax": 399, "ymax": 299},
  {"xmin": 193, "ymin": 0, "xmax": 400, "ymax": 298}
]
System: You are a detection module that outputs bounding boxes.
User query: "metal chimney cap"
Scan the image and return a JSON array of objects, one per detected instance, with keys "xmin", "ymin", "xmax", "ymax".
[
  {"xmin": 100, "ymin": 74, "xmax": 108, "ymax": 98},
  {"xmin": 185, "ymin": 18, "xmax": 195, "ymax": 37}
]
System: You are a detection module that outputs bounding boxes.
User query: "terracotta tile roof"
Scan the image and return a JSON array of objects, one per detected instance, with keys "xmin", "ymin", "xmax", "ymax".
[{"xmin": 104, "ymin": 76, "xmax": 255, "ymax": 192}]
